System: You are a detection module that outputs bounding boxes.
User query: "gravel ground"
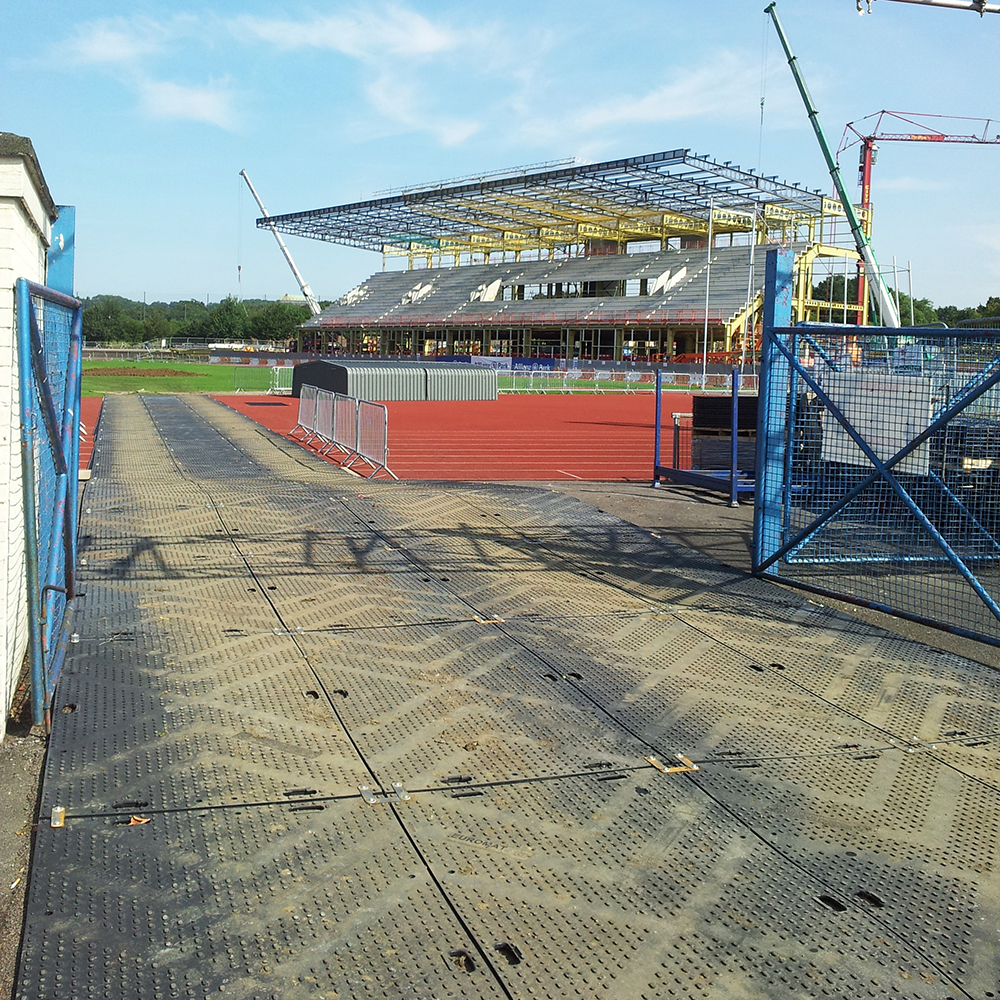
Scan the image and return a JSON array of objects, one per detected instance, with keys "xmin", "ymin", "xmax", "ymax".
[{"xmin": 0, "ymin": 687, "xmax": 45, "ymax": 1000}]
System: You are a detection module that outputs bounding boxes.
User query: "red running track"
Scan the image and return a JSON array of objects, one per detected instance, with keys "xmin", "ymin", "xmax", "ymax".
[
  {"xmin": 218, "ymin": 394, "xmax": 692, "ymax": 481},
  {"xmin": 80, "ymin": 397, "xmax": 103, "ymax": 470}
]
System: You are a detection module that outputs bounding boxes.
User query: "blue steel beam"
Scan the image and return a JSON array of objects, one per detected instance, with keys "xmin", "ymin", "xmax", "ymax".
[
  {"xmin": 652, "ymin": 369, "xmax": 663, "ymax": 488},
  {"xmin": 729, "ymin": 368, "xmax": 740, "ymax": 507},
  {"xmin": 752, "ymin": 248, "xmax": 795, "ymax": 571}
]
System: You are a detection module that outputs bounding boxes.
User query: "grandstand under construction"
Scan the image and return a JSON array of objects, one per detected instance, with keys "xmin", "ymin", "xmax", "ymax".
[{"xmin": 264, "ymin": 148, "xmax": 870, "ymax": 362}]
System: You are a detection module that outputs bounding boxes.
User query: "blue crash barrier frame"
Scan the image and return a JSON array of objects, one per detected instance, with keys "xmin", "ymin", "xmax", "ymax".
[
  {"xmin": 752, "ymin": 247, "xmax": 1000, "ymax": 645},
  {"xmin": 15, "ymin": 278, "xmax": 83, "ymax": 726}
]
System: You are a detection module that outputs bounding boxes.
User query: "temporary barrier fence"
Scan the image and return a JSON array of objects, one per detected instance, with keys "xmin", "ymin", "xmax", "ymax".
[
  {"xmin": 313, "ymin": 391, "xmax": 335, "ymax": 449},
  {"xmin": 292, "ymin": 384, "xmax": 317, "ymax": 437},
  {"xmin": 269, "ymin": 366, "xmax": 294, "ymax": 394},
  {"xmin": 292, "ymin": 386, "xmax": 396, "ymax": 479},
  {"xmin": 499, "ymin": 369, "xmax": 758, "ymax": 394},
  {"xmin": 233, "ymin": 367, "xmax": 272, "ymax": 392},
  {"xmin": 333, "ymin": 394, "xmax": 358, "ymax": 456},
  {"xmin": 347, "ymin": 400, "xmax": 392, "ymax": 478},
  {"xmin": 15, "ymin": 279, "xmax": 83, "ymax": 726},
  {"xmin": 652, "ymin": 367, "xmax": 757, "ymax": 506},
  {"xmin": 501, "ymin": 370, "xmax": 654, "ymax": 393},
  {"xmin": 230, "ymin": 365, "xmax": 296, "ymax": 393},
  {"xmin": 753, "ymin": 246, "xmax": 1000, "ymax": 645}
]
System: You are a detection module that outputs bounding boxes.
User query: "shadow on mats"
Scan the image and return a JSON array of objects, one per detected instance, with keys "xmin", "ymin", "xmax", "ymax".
[{"xmin": 16, "ymin": 393, "xmax": 1000, "ymax": 1000}]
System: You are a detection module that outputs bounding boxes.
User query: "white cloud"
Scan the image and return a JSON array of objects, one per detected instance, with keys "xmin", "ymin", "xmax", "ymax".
[
  {"xmin": 139, "ymin": 79, "xmax": 236, "ymax": 129},
  {"xmin": 364, "ymin": 73, "xmax": 479, "ymax": 146},
  {"xmin": 58, "ymin": 16, "xmax": 235, "ymax": 130},
  {"xmin": 233, "ymin": 6, "xmax": 460, "ymax": 59},
  {"xmin": 575, "ymin": 52, "xmax": 762, "ymax": 132},
  {"xmin": 231, "ymin": 5, "xmax": 496, "ymax": 147},
  {"xmin": 63, "ymin": 19, "xmax": 166, "ymax": 65}
]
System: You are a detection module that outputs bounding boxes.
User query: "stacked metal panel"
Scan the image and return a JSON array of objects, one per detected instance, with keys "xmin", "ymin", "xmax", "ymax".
[
  {"xmin": 347, "ymin": 365, "xmax": 426, "ymax": 402},
  {"xmin": 425, "ymin": 363, "xmax": 496, "ymax": 401},
  {"xmin": 293, "ymin": 359, "xmax": 498, "ymax": 401}
]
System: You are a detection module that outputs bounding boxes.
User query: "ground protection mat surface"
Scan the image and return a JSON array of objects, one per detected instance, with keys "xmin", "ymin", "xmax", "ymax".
[{"xmin": 16, "ymin": 393, "xmax": 1000, "ymax": 1000}]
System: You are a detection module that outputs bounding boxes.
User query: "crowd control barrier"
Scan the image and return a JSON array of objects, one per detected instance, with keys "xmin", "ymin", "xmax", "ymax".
[
  {"xmin": 500, "ymin": 369, "xmax": 758, "ymax": 394},
  {"xmin": 333, "ymin": 394, "xmax": 357, "ymax": 454},
  {"xmin": 292, "ymin": 384, "xmax": 317, "ymax": 437},
  {"xmin": 233, "ymin": 364, "xmax": 295, "ymax": 394},
  {"xmin": 15, "ymin": 279, "xmax": 83, "ymax": 726},
  {"xmin": 292, "ymin": 386, "xmax": 396, "ymax": 479},
  {"xmin": 269, "ymin": 366, "xmax": 294, "ymax": 394}
]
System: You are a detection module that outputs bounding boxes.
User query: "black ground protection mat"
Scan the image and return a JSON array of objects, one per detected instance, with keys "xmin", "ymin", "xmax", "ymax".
[{"xmin": 16, "ymin": 394, "xmax": 1000, "ymax": 999}]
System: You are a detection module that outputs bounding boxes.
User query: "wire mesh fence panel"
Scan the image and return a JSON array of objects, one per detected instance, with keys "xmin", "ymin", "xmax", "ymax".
[
  {"xmin": 293, "ymin": 384, "xmax": 317, "ymax": 436},
  {"xmin": 313, "ymin": 391, "xmax": 334, "ymax": 445},
  {"xmin": 15, "ymin": 280, "xmax": 83, "ymax": 725},
  {"xmin": 350, "ymin": 400, "xmax": 396, "ymax": 479},
  {"xmin": 755, "ymin": 324, "xmax": 1000, "ymax": 644},
  {"xmin": 671, "ymin": 413, "xmax": 693, "ymax": 469},
  {"xmin": 268, "ymin": 366, "xmax": 294, "ymax": 393},
  {"xmin": 332, "ymin": 393, "xmax": 358, "ymax": 455},
  {"xmin": 233, "ymin": 366, "xmax": 272, "ymax": 392}
]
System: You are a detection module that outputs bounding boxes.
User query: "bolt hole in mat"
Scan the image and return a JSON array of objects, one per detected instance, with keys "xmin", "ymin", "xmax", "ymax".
[{"xmin": 18, "ymin": 394, "xmax": 1000, "ymax": 999}]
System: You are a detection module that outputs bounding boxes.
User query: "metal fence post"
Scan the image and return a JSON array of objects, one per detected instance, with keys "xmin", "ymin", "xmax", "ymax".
[
  {"xmin": 16, "ymin": 281, "xmax": 45, "ymax": 726},
  {"xmin": 63, "ymin": 303, "xmax": 83, "ymax": 598},
  {"xmin": 753, "ymin": 247, "xmax": 794, "ymax": 573},
  {"xmin": 652, "ymin": 369, "xmax": 662, "ymax": 487},
  {"xmin": 729, "ymin": 366, "xmax": 739, "ymax": 508}
]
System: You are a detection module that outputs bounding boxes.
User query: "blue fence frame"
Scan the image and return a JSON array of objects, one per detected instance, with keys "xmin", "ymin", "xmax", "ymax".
[
  {"xmin": 15, "ymin": 278, "xmax": 83, "ymax": 725},
  {"xmin": 753, "ymin": 247, "xmax": 1000, "ymax": 645}
]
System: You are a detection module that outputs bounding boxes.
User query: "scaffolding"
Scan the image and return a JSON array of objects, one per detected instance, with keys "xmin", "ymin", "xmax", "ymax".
[
  {"xmin": 264, "ymin": 149, "xmax": 855, "ymax": 263},
  {"xmin": 271, "ymin": 149, "xmax": 871, "ymax": 361}
]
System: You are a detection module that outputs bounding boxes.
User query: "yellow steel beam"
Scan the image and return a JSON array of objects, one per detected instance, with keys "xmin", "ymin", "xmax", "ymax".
[
  {"xmin": 445, "ymin": 189, "xmax": 729, "ymax": 240},
  {"xmin": 800, "ymin": 298, "xmax": 863, "ymax": 311}
]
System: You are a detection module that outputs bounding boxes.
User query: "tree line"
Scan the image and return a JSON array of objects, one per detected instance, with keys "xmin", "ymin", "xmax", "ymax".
[
  {"xmin": 82, "ymin": 284, "xmax": 1000, "ymax": 347},
  {"xmin": 81, "ymin": 295, "xmax": 320, "ymax": 345},
  {"xmin": 810, "ymin": 274, "xmax": 1000, "ymax": 327}
]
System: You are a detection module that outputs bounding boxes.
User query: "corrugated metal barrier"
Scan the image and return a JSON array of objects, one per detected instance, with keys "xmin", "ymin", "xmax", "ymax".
[
  {"xmin": 293, "ymin": 360, "xmax": 498, "ymax": 401},
  {"xmin": 424, "ymin": 364, "xmax": 497, "ymax": 400}
]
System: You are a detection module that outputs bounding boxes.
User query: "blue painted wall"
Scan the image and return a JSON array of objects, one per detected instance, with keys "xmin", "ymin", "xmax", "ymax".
[{"xmin": 47, "ymin": 205, "xmax": 75, "ymax": 296}]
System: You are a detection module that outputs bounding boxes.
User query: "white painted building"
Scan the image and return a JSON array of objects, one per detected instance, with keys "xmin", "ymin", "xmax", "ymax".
[{"xmin": 0, "ymin": 133, "xmax": 57, "ymax": 735}]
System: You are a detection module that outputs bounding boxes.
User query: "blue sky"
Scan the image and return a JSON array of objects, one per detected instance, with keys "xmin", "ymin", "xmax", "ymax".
[{"xmin": 5, "ymin": 0, "xmax": 1000, "ymax": 308}]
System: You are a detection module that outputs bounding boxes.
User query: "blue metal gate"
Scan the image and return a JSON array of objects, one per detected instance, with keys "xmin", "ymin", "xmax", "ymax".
[
  {"xmin": 754, "ymin": 248, "xmax": 1000, "ymax": 645},
  {"xmin": 15, "ymin": 278, "xmax": 83, "ymax": 725}
]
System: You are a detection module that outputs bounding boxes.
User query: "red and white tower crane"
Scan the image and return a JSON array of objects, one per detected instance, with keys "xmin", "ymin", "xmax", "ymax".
[
  {"xmin": 858, "ymin": 1, "xmax": 1000, "ymax": 14},
  {"xmin": 837, "ymin": 111, "xmax": 1000, "ymax": 318}
]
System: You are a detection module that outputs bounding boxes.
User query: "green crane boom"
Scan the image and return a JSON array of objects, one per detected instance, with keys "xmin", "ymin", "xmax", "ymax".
[{"xmin": 765, "ymin": 2, "xmax": 901, "ymax": 327}]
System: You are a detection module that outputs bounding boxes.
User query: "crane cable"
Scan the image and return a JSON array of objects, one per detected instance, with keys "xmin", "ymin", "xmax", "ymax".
[
  {"xmin": 758, "ymin": 11, "xmax": 769, "ymax": 172},
  {"xmin": 237, "ymin": 175, "xmax": 243, "ymax": 300}
]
